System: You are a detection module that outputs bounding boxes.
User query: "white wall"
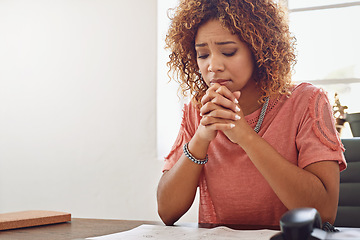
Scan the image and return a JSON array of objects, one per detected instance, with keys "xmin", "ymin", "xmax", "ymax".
[
  {"xmin": 157, "ymin": 0, "xmax": 183, "ymax": 160},
  {"xmin": 0, "ymin": 0, "xmax": 165, "ymax": 221},
  {"xmin": 156, "ymin": 0, "xmax": 198, "ymax": 223}
]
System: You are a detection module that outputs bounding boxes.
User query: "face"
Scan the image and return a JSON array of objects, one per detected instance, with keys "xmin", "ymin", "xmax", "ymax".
[{"xmin": 195, "ymin": 20, "xmax": 256, "ymax": 94}]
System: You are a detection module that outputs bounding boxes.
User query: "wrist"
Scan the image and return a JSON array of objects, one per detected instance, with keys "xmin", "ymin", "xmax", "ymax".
[
  {"xmin": 192, "ymin": 131, "xmax": 212, "ymax": 148},
  {"xmin": 236, "ymin": 129, "xmax": 259, "ymax": 149},
  {"xmin": 187, "ymin": 132, "xmax": 211, "ymax": 160},
  {"xmin": 183, "ymin": 142, "xmax": 208, "ymax": 165}
]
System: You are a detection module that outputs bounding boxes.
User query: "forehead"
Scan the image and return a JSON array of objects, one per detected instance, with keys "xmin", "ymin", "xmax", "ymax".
[{"xmin": 195, "ymin": 20, "xmax": 238, "ymax": 43}]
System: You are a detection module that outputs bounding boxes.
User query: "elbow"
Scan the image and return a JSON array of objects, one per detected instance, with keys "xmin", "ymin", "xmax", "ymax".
[
  {"xmin": 159, "ymin": 215, "xmax": 176, "ymax": 226},
  {"xmin": 157, "ymin": 193, "xmax": 178, "ymax": 226},
  {"xmin": 157, "ymin": 183, "xmax": 181, "ymax": 226},
  {"xmin": 157, "ymin": 207, "xmax": 178, "ymax": 226},
  {"xmin": 320, "ymin": 209, "xmax": 337, "ymax": 225},
  {"xmin": 157, "ymin": 195, "xmax": 182, "ymax": 226},
  {"xmin": 315, "ymin": 201, "xmax": 338, "ymax": 225},
  {"xmin": 157, "ymin": 190, "xmax": 176, "ymax": 225},
  {"xmin": 322, "ymin": 198, "xmax": 339, "ymax": 225}
]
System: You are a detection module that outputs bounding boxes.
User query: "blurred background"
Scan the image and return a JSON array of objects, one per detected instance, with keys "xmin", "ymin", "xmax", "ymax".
[{"xmin": 0, "ymin": 0, "xmax": 359, "ymax": 223}]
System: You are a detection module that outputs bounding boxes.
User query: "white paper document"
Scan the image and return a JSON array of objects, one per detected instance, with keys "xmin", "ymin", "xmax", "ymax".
[
  {"xmin": 85, "ymin": 224, "xmax": 279, "ymax": 240},
  {"xmin": 327, "ymin": 228, "xmax": 360, "ymax": 239}
]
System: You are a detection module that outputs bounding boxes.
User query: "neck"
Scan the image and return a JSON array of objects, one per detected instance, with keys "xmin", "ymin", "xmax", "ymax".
[
  {"xmin": 238, "ymin": 81, "xmax": 263, "ymax": 116},
  {"xmin": 239, "ymin": 93, "xmax": 262, "ymax": 116}
]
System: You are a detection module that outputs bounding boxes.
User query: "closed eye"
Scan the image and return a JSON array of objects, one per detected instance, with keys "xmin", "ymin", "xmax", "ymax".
[
  {"xmin": 223, "ymin": 50, "xmax": 237, "ymax": 57},
  {"xmin": 198, "ymin": 54, "xmax": 209, "ymax": 59}
]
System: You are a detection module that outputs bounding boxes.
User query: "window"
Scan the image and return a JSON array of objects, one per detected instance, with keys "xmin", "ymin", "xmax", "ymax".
[
  {"xmin": 289, "ymin": 5, "xmax": 360, "ymax": 82},
  {"xmin": 288, "ymin": 0, "xmax": 360, "ymax": 137}
]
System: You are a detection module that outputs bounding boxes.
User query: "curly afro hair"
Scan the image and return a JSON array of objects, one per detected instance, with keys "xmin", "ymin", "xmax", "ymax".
[{"xmin": 165, "ymin": 0, "xmax": 296, "ymax": 105}]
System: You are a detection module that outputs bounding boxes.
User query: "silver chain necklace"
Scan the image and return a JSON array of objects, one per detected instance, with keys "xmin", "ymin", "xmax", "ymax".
[{"xmin": 254, "ymin": 97, "xmax": 269, "ymax": 133}]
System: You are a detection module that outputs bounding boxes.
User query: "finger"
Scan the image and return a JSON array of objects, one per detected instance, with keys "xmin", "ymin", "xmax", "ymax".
[
  {"xmin": 200, "ymin": 101, "xmax": 234, "ymax": 116},
  {"xmin": 215, "ymin": 86, "xmax": 239, "ymax": 104},
  {"xmin": 201, "ymin": 115, "xmax": 237, "ymax": 126},
  {"xmin": 201, "ymin": 83, "xmax": 228, "ymax": 105},
  {"xmin": 201, "ymin": 85, "xmax": 219, "ymax": 105},
  {"xmin": 233, "ymin": 91, "xmax": 241, "ymax": 102},
  {"xmin": 200, "ymin": 120, "xmax": 236, "ymax": 131},
  {"xmin": 200, "ymin": 101, "xmax": 215, "ymax": 116},
  {"xmin": 211, "ymin": 94, "xmax": 241, "ymax": 113},
  {"xmin": 201, "ymin": 91, "xmax": 213, "ymax": 106},
  {"xmin": 201, "ymin": 85, "xmax": 241, "ymax": 114},
  {"xmin": 201, "ymin": 104, "xmax": 241, "ymax": 121},
  {"xmin": 203, "ymin": 84, "xmax": 240, "ymax": 104},
  {"xmin": 201, "ymin": 94, "xmax": 240, "ymax": 114}
]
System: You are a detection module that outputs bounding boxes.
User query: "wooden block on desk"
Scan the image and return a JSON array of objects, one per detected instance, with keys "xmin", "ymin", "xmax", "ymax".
[{"xmin": 0, "ymin": 210, "xmax": 71, "ymax": 230}]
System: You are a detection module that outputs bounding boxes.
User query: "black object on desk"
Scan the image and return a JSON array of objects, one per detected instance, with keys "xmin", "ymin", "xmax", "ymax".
[{"xmin": 270, "ymin": 208, "xmax": 338, "ymax": 240}]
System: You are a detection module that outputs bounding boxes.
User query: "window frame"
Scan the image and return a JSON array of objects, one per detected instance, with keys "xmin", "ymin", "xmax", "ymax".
[{"xmin": 286, "ymin": 0, "xmax": 360, "ymax": 85}]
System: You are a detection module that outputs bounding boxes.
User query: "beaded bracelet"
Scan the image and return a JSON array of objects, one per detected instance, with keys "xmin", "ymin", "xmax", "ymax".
[{"xmin": 183, "ymin": 142, "xmax": 208, "ymax": 165}]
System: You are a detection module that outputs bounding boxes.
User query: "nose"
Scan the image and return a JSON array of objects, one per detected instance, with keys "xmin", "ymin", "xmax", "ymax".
[{"xmin": 208, "ymin": 55, "xmax": 224, "ymax": 73}]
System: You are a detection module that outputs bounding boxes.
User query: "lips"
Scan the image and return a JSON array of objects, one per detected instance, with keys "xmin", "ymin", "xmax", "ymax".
[{"xmin": 210, "ymin": 79, "xmax": 231, "ymax": 86}]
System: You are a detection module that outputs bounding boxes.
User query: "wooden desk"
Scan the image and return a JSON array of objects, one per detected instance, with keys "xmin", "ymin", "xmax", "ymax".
[
  {"xmin": 0, "ymin": 218, "xmax": 280, "ymax": 240},
  {"xmin": 0, "ymin": 218, "xmax": 156, "ymax": 240}
]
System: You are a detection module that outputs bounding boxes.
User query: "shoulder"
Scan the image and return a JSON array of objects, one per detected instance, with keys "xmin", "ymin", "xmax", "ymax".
[
  {"xmin": 291, "ymin": 83, "xmax": 344, "ymax": 152},
  {"xmin": 287, "ymin": 82, "xmax": 329, "ymax": 110},
  {"xmin": 180, "ymin": 100, "xmax": 201, "ymax": 131},
  {"xmin": 183, "ymin": 100, "xmax": 201, "ymax": 119},
  {"xmin": 291, "ymin": 82, "xmax": 323, "ymax": 99}
]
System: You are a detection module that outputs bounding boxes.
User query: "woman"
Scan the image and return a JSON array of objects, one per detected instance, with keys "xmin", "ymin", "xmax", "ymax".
[{"xmin": 157, "ymin": 0, "xmax": 346, "ymax": 226}]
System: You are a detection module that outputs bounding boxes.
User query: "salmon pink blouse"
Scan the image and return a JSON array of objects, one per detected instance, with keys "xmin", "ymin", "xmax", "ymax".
[{"xmin": 162, "ymin": 83, "xmax": 346, "ymax": 226}]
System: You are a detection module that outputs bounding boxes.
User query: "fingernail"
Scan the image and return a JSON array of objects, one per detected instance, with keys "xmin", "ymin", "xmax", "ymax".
[
  {"xmin": 235, "ymin": 106, "xmax": 240, "ymax": 112},
  {"xmin": 234, "ymin": 98, "xmax": 238, "ymax": 104},
  {"xmin": 230, "ymin": 124, "xmax": 235, "ymax": 128},
  {"xmin": 235, "ymin": 115, "xmax": 241, "ymax": 120}
]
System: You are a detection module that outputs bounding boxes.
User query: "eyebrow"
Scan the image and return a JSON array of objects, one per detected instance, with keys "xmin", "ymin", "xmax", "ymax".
[{"xmin": 195, "ymin": 41, "xmax": 237, "ymax": 48}]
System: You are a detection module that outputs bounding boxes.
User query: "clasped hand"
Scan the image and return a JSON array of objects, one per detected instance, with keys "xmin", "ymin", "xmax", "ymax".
[{"xmin": 198, "ymin": 84, "xmax": 253, "ymax": 145}]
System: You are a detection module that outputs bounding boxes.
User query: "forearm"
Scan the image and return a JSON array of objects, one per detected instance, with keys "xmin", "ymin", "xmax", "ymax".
[
  {"xmin": 157, "ymin": 135, "xmax": 210, "ymax": 225},
  {"xmin": 241, "ymin": 134, "xmax": 340, "ymax": 223}
]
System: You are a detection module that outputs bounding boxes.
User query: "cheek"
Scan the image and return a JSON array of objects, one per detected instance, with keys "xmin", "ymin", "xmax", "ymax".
[
  {"xmin": 197, "ymin": 60, "xmax": 205, "ymax": 72},
  {"xmin": 245, "ymin": 54, "xmax": 256, "ymax": 75},
  {"xmin": 197, "ymin": 62, "xmax": 210, "ymax": 86},
  {"xmin": 233, "ymin": 58, "xmax": 254, "ymax": 77}
]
